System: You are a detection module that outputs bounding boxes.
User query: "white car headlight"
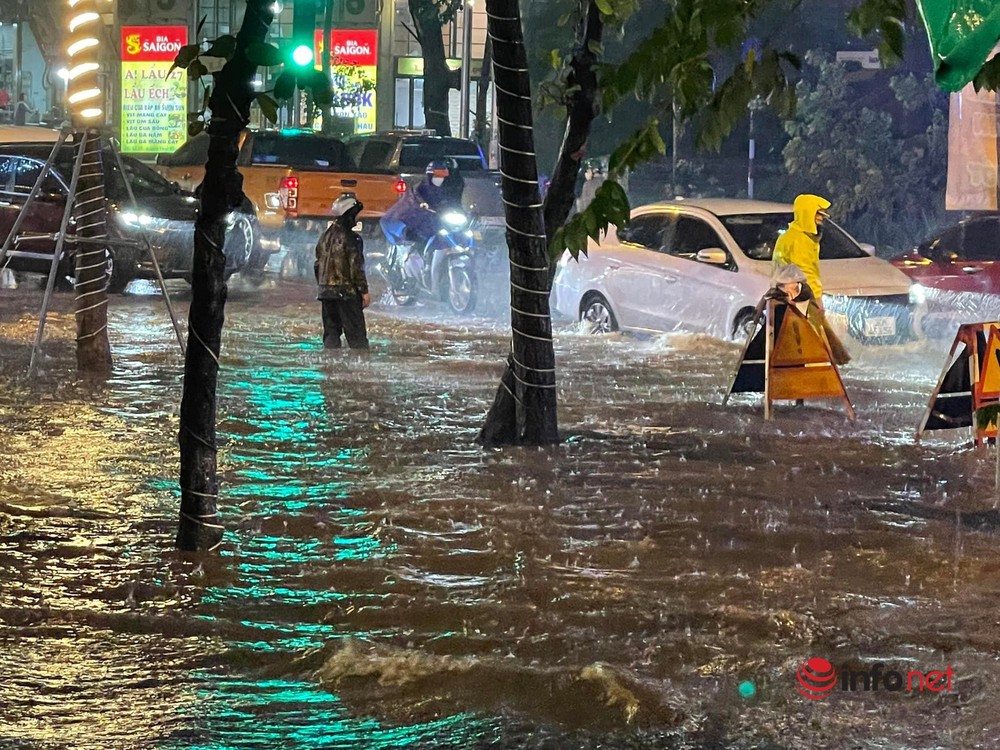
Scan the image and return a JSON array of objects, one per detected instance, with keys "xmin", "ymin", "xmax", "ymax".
[
  {"xmin": 441, "ymin": 211, "xmax": 468, "ymax": 229},
  {"xmin": 120, "ymin": 212, "xmax": 152, "ymax": 227},
  {"xmin": 909, "ymin": 283, "xmax": 927, "ymax": 305}
]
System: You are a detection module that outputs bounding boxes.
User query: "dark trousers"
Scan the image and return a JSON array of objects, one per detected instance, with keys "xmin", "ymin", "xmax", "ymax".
[{"xmin": 321, "ymin": 297, "xmax": 369, "ymax": 349}]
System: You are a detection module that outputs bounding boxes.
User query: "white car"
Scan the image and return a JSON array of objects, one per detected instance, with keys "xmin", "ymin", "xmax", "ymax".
[{"xmin": 552, "ymin": 199, "xmax": 924, "ymax": 343}]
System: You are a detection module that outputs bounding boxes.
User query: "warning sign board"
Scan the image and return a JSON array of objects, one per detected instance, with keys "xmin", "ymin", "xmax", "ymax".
[
  {"xmin": 919, "ymin": 322, "xmax": 1000, "ymax": 445},
  {"xmin": 724, "ymin": 300, "xmax": 854, "ymax": 420}
]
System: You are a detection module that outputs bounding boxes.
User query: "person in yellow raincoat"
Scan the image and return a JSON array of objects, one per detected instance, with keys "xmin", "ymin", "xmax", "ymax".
[
  {"xmin": 773, "ymin": 194, "xmax": 830, "ymax": 308},
  {"xmin": 771, "ymin": 194, "xmax": 850, "ymax": 365}
]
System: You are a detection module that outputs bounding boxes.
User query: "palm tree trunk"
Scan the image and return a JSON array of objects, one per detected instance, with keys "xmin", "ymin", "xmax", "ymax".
[
  {"xmin": 73, "ymin": 129, "xmax": 112, "ymax": 375},
  {"xmin": 176, "ymin": 0, "xmax": 274, "ymax": 551},
  {"xmin": 543, "ymin": 0, "xmax": 603, "ymax": 285},
  {"xmin": 476, "ymin": 0, "xmax": 559, "ymax": 447}
]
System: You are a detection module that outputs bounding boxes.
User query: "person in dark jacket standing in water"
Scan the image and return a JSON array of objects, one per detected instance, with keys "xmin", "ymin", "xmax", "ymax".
[{"xmin": 315, "ymin": 194, "xmax": 370, "ymax": 350}]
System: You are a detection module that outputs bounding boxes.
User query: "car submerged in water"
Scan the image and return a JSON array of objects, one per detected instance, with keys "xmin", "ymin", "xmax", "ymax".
[{"xmin": 552, "ymin": 199, "xmax": 924, "ymax": 344}]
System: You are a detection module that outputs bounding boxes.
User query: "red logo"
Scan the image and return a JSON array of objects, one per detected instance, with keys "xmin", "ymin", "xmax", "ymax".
[{"xmin": 797, "ymin": 657, "xmax": 837, "ymax": 700}]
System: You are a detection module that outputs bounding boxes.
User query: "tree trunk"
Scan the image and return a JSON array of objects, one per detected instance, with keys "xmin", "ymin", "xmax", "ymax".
[
  {"xmin": 476, "ymin": 0, "xmax": 559, "ymax": 448},
  {"xmin": 73, "ymin": 129, "xmax": 112, "ymax": 375},
  {"xmin": 543, "ymin": 0, "xmax": 603, "ymax": 286},
  {"xmin": 176, "ymin": 0, "xmax": 274, "ymax": 551},
  {"xmin": 410, "ymin": 0, "xmax": 455, "ymax": 135},
  {"xmin": 473, "ymin": 36, "xmax": 492, "ymax": 150}
]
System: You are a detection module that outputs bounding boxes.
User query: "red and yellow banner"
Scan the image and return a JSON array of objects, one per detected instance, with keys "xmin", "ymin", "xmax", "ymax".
[
  {"xmin": 121, "ymin": 26, "xmax": 188, "ymax": 153},
  {"xmin": 315, "ymin": 29, "xmax": 378, "ymax": 134}
]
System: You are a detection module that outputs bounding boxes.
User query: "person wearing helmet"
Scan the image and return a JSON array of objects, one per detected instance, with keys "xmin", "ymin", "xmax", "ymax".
[
  {"xmin": 380, "ymin": 159, "xmax": 465, "ymax": 250},
  {"xmin": 315, "ymin": 193, "xmax": 370, "ymax": 350}
]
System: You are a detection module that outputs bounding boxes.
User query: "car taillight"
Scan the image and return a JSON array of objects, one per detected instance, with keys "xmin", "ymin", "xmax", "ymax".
[
  {"xmin": 394, "ymin": 179, "xmax": 407, "ymax": 194},
  {"xmin": 279, "ymin": 176, "xmax": 299, "ymax": 217}
]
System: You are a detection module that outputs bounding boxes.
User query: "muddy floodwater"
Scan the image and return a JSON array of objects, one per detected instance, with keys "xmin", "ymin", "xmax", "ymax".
[{"xmin": 2, "ymin": 276, "xmax": 1000, "ymax": 749}]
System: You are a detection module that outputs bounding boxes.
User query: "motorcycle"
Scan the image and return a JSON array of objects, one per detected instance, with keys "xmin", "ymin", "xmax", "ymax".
[{"xmin": 381, "ymin": 206, "xmax": 479, "ymax": 315}]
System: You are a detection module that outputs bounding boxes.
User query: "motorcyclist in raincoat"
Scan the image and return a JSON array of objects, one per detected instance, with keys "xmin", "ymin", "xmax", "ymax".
[
  {"xmin": 772, "ymin": 194, "xmax": 831, "ymax": 309},
  {"xmin": 379, "ymin": 160, "xmax": 465, "ymax": 250}
]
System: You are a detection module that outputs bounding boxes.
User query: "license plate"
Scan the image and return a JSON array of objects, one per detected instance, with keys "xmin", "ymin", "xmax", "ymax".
[
  {"xmin": 479, "ymin": 216, "xmax": 505, "ymax": 227},
  {"xmin": 864, "ymin": 316, "xmax": 896, "ymax": 337}
]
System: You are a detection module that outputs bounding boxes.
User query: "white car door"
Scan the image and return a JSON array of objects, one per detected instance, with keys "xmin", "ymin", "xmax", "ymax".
[
  {"xmin": 605, "ymin": 213, "xmax": 681, "ymax": 331},
  {"xmin": 661, "ymin": 216, "xmax": 744, "ymax": 337}
]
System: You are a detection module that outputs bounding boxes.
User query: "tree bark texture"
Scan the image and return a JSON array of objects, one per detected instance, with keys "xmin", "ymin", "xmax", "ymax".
[
  {"xmin": 473, "ymin": 36, "xmax": 493, "ymax": 150},
  {"xmin": 73, "ymin": 129, "xmax": 112, "ymax": 375},
  {"xmin": 476, "ymin": 0, "xmax": 559, "ymax": 448},
  {"xmin": 543, "ymin": 0, "xmax": 603, "ymax": 286},
  {"xmin": 410, "ymin": 0, "xmax": 456, "ymax": 135},
  {"xmin": 176, "ymin": 0, "xmax": 273, "ymax": 551}
]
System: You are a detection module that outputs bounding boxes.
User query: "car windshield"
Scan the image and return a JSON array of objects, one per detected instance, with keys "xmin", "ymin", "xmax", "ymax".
[
  {"xmin": 398, "ymin": 139, "xmax": 485, "ymax": 171},
  {"xmin": 720, "ymin": 212, "xmax": 868, "ymax": 260},
  {"xmin": 251, "ymin": 134, "xmax": 350, "ymax": 169}
]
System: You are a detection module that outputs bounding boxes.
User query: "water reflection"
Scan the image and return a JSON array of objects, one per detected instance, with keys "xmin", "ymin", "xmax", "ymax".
[{"xmin": 2, "ymin": 281, "xmax": 1000, "ymax": 747}]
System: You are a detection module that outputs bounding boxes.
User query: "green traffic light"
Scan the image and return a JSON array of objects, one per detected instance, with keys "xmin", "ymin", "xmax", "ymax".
[{"xmin": 292, "ymin": 44, "xmax": 314, "ymax": 67}]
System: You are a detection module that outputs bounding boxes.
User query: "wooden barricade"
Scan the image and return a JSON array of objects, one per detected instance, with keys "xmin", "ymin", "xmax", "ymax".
[
  {"xmin": 724, "ymin": 299, "xmax": 855, "ymax": 420},
  {"xmin": 918, "ymin": 322, "xmax": 1000, "ymax": 445}
]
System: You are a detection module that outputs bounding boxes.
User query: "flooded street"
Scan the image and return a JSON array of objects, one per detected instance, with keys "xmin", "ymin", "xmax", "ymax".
[{"xmin": 2, "ymin": 275, "xmax": 1000, "ymax": 749}]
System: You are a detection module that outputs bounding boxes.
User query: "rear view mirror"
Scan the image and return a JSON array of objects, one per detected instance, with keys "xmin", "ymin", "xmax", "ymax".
[{"xmin": 696, "ymin": 247, "xmax": 728, "ymax": 265}]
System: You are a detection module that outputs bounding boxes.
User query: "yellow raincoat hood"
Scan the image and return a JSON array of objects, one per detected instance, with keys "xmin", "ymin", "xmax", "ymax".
[
  {"xmin": 772, "ymin": 194, "xmax": 832, "ymax": 298},
  {"xmin": 790, "ymin": 194, "xmax": 831, "ymax": 235}
]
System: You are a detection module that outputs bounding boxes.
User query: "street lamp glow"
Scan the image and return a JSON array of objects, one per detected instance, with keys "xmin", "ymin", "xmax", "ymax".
[
  {"xmin": 68, "ymin": 11, "xmax": 99, "ymax": 32},
  {"xmin": 270, "ymin": 2, "xmax": 282, "ymax": 13},
  {"xmin": 292, "ymin": 44, "xmax": 313, "ymax": 67}
]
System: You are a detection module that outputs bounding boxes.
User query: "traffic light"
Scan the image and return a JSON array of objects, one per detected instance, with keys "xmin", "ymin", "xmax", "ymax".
[{"xmin": 291, "ymin": 0, "xmax": 317, "ymax": 68}]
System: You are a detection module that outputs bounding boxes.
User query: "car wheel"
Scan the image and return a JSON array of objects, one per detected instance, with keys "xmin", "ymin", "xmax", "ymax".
[
  {"xmin": 105, "ymin": 251, "xmax": 132, "ymax": 294},
  {"xmin": 580, "ymin": 293, "xmax": 618, "ymax": 334},
  {"xmin": 223, "ymin": 213, "xmax": 256, "ymax": 276},
  {"xmin": 733, "ymin": 308, "xmax": 758, "ymax": 341}
]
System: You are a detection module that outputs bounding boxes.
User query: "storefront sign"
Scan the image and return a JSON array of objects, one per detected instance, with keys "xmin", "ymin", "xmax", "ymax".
[
  {"xmin": 120, "ymin": 26, "xmax": 187, "ymax": 154},
  {"xmin": 316, "ymin": 29, "xmax": 378, "ymax": 134}
]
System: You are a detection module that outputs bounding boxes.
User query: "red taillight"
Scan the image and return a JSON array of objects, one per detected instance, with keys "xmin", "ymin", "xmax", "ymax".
[
  {"xmin": 394, "ymin": 179, "xmax": 407, "ymax": 194},
  {"xmin": 279, "ymin": 175, "xmax": 299, "ymax": 217}
]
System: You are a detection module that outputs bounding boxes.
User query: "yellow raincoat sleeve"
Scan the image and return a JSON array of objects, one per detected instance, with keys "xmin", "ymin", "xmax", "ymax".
[
  {"xmin": 773, "ymin": 232, "xmax": 823, "ymax": 299},
  {"xmin": 772, "ymin": 194, "xmax": 830, "ymax": 299}
]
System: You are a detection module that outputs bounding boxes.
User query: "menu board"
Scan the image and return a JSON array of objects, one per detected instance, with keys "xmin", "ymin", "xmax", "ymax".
[{"xmin": 121, "ymin": 26, "xmax": 188, "ymax": 154}]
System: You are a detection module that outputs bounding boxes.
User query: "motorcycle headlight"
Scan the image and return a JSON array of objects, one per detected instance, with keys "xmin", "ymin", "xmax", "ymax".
[
  {"xmin": 909, "ymin": 283, "xmax": 927, "ymax": 305},
  {"xmin": 442, "ymin": 211, "xmax": 468, "ymax": 229}
]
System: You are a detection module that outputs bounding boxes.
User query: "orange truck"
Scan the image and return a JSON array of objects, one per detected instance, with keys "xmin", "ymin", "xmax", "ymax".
[
  {"xmin": 278, "ymin": 131, "xmax": 504, "ymax": 254},
  {"xmin": 155, "ymin": 129, "xmax": 368, "ymax": 263}
]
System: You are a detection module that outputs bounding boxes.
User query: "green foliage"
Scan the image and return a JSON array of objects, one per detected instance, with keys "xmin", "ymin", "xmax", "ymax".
[
  {"xmin": 552, "ymin": 179, "xmax": 631, "ymax": 262},
  {"xmin": 246, "ymin": 41, "xmax": 286, "ymax": 68},
  {"xmin": 847, "ymin": 0, "xmax": 908, "ymax": 66},
  {"xmin": 977, "ymin": 404, "xmax": 1000, "ymax": 432},
  {"xmin": 973, "ymin": 53, "xmax": 1000, "ymax": 93},
  {"xmin": 783, "ymin": 53, "xmax": 949, "ymax": 254}
]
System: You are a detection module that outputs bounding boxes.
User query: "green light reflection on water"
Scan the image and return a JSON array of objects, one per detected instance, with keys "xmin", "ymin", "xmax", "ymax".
[
  {"xmin": 169, "ymin": 677, "xmax": 493, "ymax": 749},
  {"xmin": 169, "ymin": 354, "xmax": 460, "ymax": 745}
]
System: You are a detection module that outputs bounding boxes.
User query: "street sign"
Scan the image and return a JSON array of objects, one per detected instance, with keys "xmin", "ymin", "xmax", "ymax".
[{"xmin": 835, "ymin": 50, "xmax": 881, "ymax": 69}]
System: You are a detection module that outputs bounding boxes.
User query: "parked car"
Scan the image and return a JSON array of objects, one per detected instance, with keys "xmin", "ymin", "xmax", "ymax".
[
  {"xmin": 0, "ymin": 137, "xmax": 259, "ymax": 292},
  {"xmin": 552, "ymin": 199, "xmax": 924, "ymax": 344},
  {"xmin": 890, "ymin": 216, "xmax": 1000, "ymax": 295}
]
